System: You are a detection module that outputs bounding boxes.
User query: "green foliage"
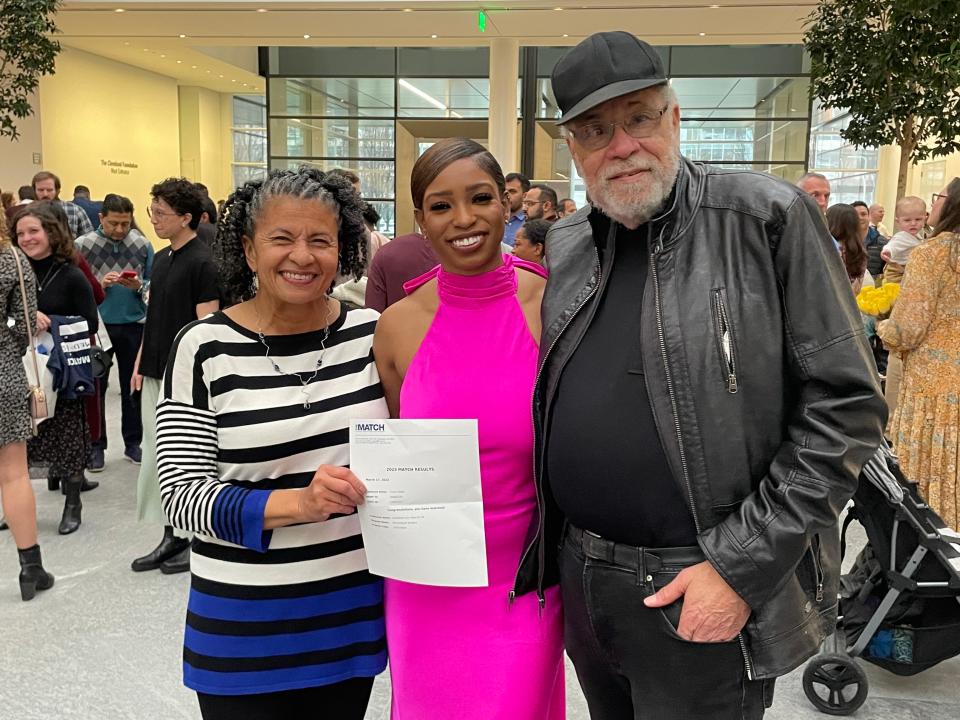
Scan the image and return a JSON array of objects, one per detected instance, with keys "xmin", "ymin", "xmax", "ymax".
[
  {"xmin": 804, "ymin": 0, "xmax": 960, "ymax": 196},
  {"xmin": 0, "ymin": 0, "xmax": 60, "ymax": 140}
]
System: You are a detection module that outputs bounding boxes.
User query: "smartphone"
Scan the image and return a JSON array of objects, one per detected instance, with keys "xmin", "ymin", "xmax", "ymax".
[{"xmin": 120, "ymin": 270, "xmax": 138, "ymax": 279}]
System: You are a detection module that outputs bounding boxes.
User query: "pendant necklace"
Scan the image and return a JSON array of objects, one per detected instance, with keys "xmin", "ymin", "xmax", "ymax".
[{"xmin": 255, "ymin": 300, "xmax": 336, "ymax": 410}]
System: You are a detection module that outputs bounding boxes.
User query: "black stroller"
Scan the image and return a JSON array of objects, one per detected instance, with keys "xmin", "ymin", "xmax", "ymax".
[{"xmin": 802, "ymin": 443, "xmax": 960, "ymax": 715}]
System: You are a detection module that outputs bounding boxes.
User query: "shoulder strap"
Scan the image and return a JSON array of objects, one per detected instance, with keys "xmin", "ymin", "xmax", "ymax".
[
  {"xmin": 9, "ymin": 247, "xmax": 43, "ymax": 383},
  {"xmin": 402, "ymin": 264, "xmax": 442, "ymax": 296},
  {"xmin": 510, "ymin": 253, "xmax": 549, "ymax": 280}
]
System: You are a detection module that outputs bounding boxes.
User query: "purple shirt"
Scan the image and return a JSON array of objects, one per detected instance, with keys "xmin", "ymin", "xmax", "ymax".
[{"xmin": 364, "ymin": 233, "xmax": 439, "ymax": 312}]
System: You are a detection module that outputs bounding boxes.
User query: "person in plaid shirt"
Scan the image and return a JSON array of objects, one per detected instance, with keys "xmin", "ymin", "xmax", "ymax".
[
  {"xmin": 32, "ymin": 171, "xmax": 94, "ymax": 239},
  {"xmin": 76, "ymin": 194, "xmax": 153, "ymax": 471}
]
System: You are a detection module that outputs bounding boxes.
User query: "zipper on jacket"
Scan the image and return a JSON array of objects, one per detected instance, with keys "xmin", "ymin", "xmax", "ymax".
[
  {"xmin": 511, "ymin": 249, "xmax": 602, "ymax": 606},
  {"xmin": 651, "ymin": 236, "xmax": 754, "ymax": 681},
  {"xmin": 811, "ymin": 535, "xmax": 824, "ymax": 603},
  {"xmin": 711, "ymin": 289, "xmax": 739, "ymax": 394}
]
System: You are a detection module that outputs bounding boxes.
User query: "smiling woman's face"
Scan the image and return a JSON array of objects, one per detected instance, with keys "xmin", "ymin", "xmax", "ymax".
[
  {"xmin": 243, "ymin": 196, "xmax": 340, "ymax": 308},
  {"xmin": 414, "ymin": 157, "xmax": 506, "ymax": 275}
]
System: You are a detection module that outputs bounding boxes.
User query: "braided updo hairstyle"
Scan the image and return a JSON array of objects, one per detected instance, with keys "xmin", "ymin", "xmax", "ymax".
[{"xmin": 214, "ymin": 166, "xmax": 367, "ymax": 306}]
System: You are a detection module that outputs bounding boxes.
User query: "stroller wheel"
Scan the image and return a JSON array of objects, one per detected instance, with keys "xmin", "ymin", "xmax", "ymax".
[{"xmin": 802, "ymin": 653, "xmax": 868, "ymax": 715}]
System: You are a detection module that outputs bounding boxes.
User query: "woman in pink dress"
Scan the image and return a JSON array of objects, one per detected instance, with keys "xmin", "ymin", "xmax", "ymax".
[{"xmin": 374, "ymin": 138, "xmax": 564, "ymax": 719}]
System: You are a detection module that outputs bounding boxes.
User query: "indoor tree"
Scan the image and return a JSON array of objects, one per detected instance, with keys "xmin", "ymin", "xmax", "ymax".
[
  {"xmin": 0, "ymin": 0, "xmax": 60, "ymax": 140},
  {"xmin": 804, "ymin": 0, "xmax": 960, "ymax": 200}
]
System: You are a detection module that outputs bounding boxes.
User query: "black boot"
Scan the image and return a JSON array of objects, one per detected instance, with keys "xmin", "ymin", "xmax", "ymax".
[
  {"xmin": 58, "ymin": 475, "xmax": 83, "ymax": 535},
  {"xmin": 131, "ymin": 526, "xmax": 190, "ymax": 572},
  {"xmin": 18, "ymin": 544, "xmax": 55, "ymax": 601},
  {"xmin": 160, "ymin": 545, "xmax": 191, "ymax": 575},
  {"xmin": 57, "ymin": 475, "xmax": 98, "ymax": 493},
  {"xmin": 47, "ymin": 475, "xmax": 60, "ymax": 492}
]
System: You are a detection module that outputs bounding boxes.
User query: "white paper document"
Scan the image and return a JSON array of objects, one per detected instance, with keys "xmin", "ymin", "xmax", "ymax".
[{"xmin": 350, "ymin": 419, "xmax": 487, "ymax": 587}]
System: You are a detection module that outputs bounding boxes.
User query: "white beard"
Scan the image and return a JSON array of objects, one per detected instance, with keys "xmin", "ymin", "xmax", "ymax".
[{"xmin": 578, "ymin": 149, "xmax": 681, "ymax": 229}]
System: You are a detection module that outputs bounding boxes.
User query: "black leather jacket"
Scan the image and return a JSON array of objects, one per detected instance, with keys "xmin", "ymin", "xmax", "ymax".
[{"xmin": 512, "ymin": 158, "xmax": 887, "ymax": 679}]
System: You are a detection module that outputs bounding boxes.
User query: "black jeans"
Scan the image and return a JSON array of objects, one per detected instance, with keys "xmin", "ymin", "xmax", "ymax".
[
  {"xmin": 197, "ymin": 677, "xmax": 374, "ymax": 720},
  {"xmin": 559, "ymin": 523, "xmax": 772, "ymax": 720},
  {"xmin": 93, "ymin": 322, "xmax": 143, "ymax": 450}
]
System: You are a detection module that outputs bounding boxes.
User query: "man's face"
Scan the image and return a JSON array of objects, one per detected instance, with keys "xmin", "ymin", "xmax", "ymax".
[
  {"xmin": 100, "ymin": 211, "xmax": 133, "ymax": 241},
  {"xmin": 564, "ymin": 87, "xmax": 681, "ymax": 229},
  {"xmin": 34, "ymin": 178, "xmax": 58, "ymax": 201},
  {"xmin": 149, "ymin": 197, "xmax": 188, "ymax": 240},
  {"xmin": 798, "ymin": 177, "xmax": 831, "ymax": 213},
  {"xmin": 560, "ymin": 199, "xmax": 577, "ymax": 217},
  {"xmin": 854, "ymin": 205, "xmax": 870, "ymax": 232},
  {"xmin": 505, "ymin": 179, "xmax": 525, "ymax": 214},
  {"xmin": 522, "ymin": 188, "xmax": 545, "ymax": 220},
  {"xmin": 869, "ymin": 204, "xmax": 884, "ymax": 225}
]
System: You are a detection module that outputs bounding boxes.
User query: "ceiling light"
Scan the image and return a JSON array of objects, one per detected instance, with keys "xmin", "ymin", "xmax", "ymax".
[
  {"xmin": 206, "ymin": 70, "xmax": 211, "ymax": 73},
  {"xmin": 400, "ymin": 78, "xmax": 448, "ymax": 112},
  {"xmin": 123, "ymin": 42, "xmax": 129, "ymax": 45},
  {"xmin": 431, "ymin": 34, "xmax": 438, "ymax": 38},
  {"xmin": 563, "ymin": 34, "xmax": 569, "ymax": 38},
  {"xmin": 114, "ymin": 8, "xmax": 125, "ymax": 13},
  {"xmin": 191, "ymin": 65, "xmax": 197, "ymax": 69},
  {"xmin": 403, "ymin": 7, "xmax": 413, "ymax": 11},
  {"xmin": 219, "ymin": 74, "xmax": 224, "ymax": 78},
  {"xmin": 179, "ymin": 34, "xmax": 187, "ymax": 38},
  {"xmin": 231, "ymin": 79, "xmax": 237, "ymax": 83},
  {"xmin": 257, "ymin": 7, "xmax": 268, "ymax": 12},
  {"xmin": 699, "ymin": 32, "xmax": 706, "ymax": 36},
  {"xmin": 554, "ymin": 7, "xmax": 564, "ymax": 10},
  {"xmin": 176, "ymin": 60, "xmax": 182, "ymax": 64},
  {"xmin": 160, "ymin": 54, "xmax": 166, "ymax": 58},
  {"xmin": 303, "ymin": 34, "xmax": 311, "ymax": 39},
  {"xmin": 709, "ymin": 4, "xmax": 721, "ymax": 7}
]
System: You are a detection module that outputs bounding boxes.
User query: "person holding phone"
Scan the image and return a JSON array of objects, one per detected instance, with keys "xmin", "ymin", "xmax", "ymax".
[{"xmin": 76, "ymin": 193, "xmax": 154, "ymax": 470}]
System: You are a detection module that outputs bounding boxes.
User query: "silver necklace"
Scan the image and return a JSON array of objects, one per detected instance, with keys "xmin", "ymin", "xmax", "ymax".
[{"xmin": 255, "ymin": 300, "xmax": 336, "ymax": 410}]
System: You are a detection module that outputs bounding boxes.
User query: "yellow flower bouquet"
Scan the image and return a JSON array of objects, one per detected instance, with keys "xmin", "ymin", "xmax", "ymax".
[{"xmin": 857, "ymin": 282, "xmax": 900, "ymax": 318}]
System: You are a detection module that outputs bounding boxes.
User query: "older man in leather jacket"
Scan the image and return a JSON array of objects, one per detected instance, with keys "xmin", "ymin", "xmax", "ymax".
[{"xmin": 511, "ymin": 32, "xmax": 886, "ymax": 719}]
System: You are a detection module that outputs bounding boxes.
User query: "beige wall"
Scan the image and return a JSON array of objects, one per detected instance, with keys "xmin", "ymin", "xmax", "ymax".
[
  {"xmin": 0, "ymin": 95, "xmax": 44, "ymax": 196},
  {"xmin": 179, "ymin": 86, "xmax": 233, "ymax": 203},
  {"xmin": 395, "ymin": 122, "xmax": 417, "ymax": 236},
  {"xmin": 38, "ymin": 47, "xmax": 182, "ymax": 246},
  {"xmin": 874, "ymin": 143, "xmax": 960, "ymax": 227}
]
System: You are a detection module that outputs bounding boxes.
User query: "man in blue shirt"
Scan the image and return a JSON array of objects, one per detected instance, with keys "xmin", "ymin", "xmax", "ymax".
[
  {"xmin": 504, "ymin": 172, "xmax": 529, "ymax": 246},
  {"xmin": 76, "ymin": 194, "xmax": 154, "ymax": 470},
  {"xmin": 72, "ymin": 185, "xmax": 103, "ymax": 230}
]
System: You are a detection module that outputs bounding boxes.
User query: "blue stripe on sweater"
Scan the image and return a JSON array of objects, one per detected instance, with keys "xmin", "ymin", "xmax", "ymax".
[
  {"xmin": 211, "ymin": 486, "xmax": 270, "ymax": 551},
  {"xmin": 187, "ymin": 582, "xmax": 383, "ymax": 622},
  {"xmin": 183, "ymin": 651, "xmax": 387, "ymax": 694},
  {"xmin": 184, "ymin": 619, "xmax": 385, "ymax": 657}
]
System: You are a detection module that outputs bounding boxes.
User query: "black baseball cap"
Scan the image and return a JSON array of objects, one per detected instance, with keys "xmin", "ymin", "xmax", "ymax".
[{"xmin": 552, "ymin": 32, "xmax": 667, "ymax": 124}]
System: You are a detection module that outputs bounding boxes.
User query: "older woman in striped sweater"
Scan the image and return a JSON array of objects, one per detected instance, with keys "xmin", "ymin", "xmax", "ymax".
[{"xmin": 155, "ymin": 167, "xmax": 386, "ymax": 720}]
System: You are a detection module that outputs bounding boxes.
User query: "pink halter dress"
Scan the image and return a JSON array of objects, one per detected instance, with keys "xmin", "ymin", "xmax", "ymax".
[{"xmin": 385, "ymin": 253, "xmax": 564, "ymax": 719}]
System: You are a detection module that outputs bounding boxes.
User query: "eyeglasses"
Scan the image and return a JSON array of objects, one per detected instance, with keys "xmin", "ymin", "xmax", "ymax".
[
  {"xmin": 931, "ymin": 192, "xmax": 948, "ymax": 205},
  {"xmin": 147, "ymin": 205, "xmax": 180, "ymax": 221},
  {"xmin": 521, "ymin": 199, "xmax": 544, "ymax": 208},
  {"xmin": 566, "ymin": 106, "xmax": 669, "ymax": 151}
]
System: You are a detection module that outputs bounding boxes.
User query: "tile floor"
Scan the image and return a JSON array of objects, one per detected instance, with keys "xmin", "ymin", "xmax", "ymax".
[{"xmin": 2, "ymin": 374, "xmax": 958, "ymax": 719}]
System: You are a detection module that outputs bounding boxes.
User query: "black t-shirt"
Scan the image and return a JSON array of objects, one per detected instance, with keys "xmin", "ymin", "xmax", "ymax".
[
  {"xmin": 140, "ymin": 237, "xmax": 219, "ymax": 379},
  {"xmin": 547, "ymin": 224, "xmax": 698, "ymax": 548}
]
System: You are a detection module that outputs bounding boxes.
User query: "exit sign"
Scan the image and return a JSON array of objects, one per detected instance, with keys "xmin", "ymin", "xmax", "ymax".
[{"xmin": 478, "ymin": 10, "xmax": 487, "ymax": 32}]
